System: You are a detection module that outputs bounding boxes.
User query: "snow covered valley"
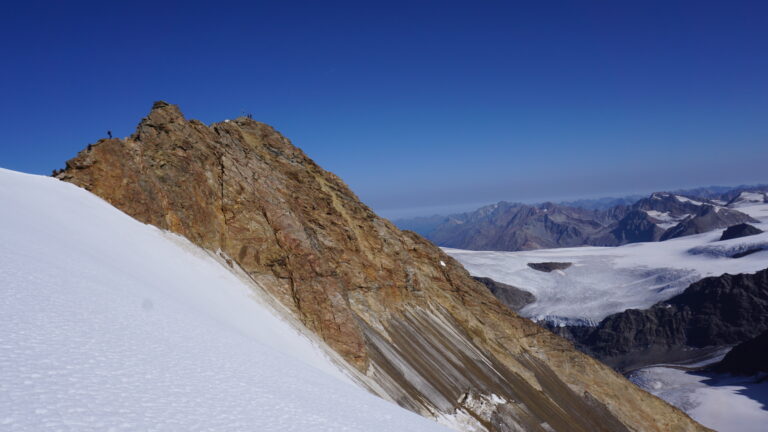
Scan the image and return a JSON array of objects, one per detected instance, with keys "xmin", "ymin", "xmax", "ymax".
[
  {"xmin": 629, "ymin": 364, "xmax": 768, "ymax": 432},
  {"xmin": 446, "ymin": 204, "xmax": 768, "ymax": 325},
  {"xmin": 0, "ymin": 168, "xmax": 449, "ymax": 431},
  {"xmin": 446, "ymin": 195, "xmax": 768, "ymax": 431}
]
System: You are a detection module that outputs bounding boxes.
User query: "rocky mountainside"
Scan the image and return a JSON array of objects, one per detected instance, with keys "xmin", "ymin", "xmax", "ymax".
[
  {"xmin": 472, "ymin": 276, "xmax": 535, "ymax": 312},
  {"xmin": 712, "ymin": 329, "xmax": 768, "ymax": 376},
  {"xmin": 657, "ymin": 200, "xmax": 759, "ymax": 240},
  {"xmin": 55, "ymin": 102, "xmax": 706, "ymax": 432},
  {"xmin": 411, "ymin": 192, "xmax": 757, "ymax": 251},
  {"xmin": 720, "ymin": 223, "xmax": 763, "ymax": 241},
  {"xmin": 551, "ymin": 268, "xmax": 768, "ymax": 372},
  {"xmin": 426, "ymin": 201, "xmax": 627, "ymax": 251}
]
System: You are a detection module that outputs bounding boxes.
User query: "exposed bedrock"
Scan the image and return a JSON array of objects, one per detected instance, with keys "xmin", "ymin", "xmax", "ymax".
[
  {"xmin": 56, "ymin": 101, "xmax": 708, "ymax": 432},
  {"xmin": 472, "ymin": 276, "xmax": 535, "ymax": 311},
  {"xmin": 551, "ymin": 269, "xmax": 768, "ymax": 373},
  {"xmin": 720, "ymin": 223, "xmax": 763, "ymax": 241},
  {"xmin": 712, "ymin": 329, "xmax": 768, "ymax": 376}
]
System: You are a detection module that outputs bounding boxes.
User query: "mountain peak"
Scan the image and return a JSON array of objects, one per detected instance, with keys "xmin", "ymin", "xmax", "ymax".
[
  {"xmin": 152, "ymin": 100, "xmax": 171, "ymax": 109},
  {"xmin": 148, "ymin": 100, "xmax": 184, "ymax": 121},
  {"xmin": 132, "ymin": 101, "xmax": 187, "ymax": 141},
  {"xmin": 55, "ymin": 103, "xmax": 708, "ymax": 432}
]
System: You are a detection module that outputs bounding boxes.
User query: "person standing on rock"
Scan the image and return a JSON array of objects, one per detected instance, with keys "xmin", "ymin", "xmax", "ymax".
[{"xmin": 107, "ymin": 130, "xmax": 112, "ymax": 139}]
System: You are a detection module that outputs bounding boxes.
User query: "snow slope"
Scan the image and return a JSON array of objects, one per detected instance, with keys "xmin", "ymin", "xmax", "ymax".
[
  {"xmin": 727, "ymin": 191, "xmax": 767, "ymax": 209},
  {"xmin": 0, "ymin": 168, "xmax": 448, "ymax": 431},
  {"xmin": 446, "ymin": 202, "xmax": 768, "ymax": 324},
  {"xmin": 643, "ymin": 209, "xmax": 689, "ymax": 229},
  {"xmin": 727, "ymin": 194, "xmax": 768, "ymax": 219},
  {"xmin": 629, "ymin": 367, "xmax": 768, "ymax": 432}
]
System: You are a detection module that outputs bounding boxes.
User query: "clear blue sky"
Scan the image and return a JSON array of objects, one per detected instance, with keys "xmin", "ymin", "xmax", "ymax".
[{"xmin": 1, "ymin": 1, "xmax": 767, "ymax": 218}]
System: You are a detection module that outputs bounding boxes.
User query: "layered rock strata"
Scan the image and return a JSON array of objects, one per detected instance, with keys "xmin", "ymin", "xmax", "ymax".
[{"xmin": 56, "ymin": 102, "xmax": 707, "ymax": 431}]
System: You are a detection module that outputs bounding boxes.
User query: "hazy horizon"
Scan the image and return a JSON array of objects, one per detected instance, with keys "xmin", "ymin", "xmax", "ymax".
[
  {"xmin": 379, "ymin": 180, "xmax": 768, "ymax": 219},
  {"xmin": 2, "ymin": 2, "xmax": 767, "ymax": 220}
]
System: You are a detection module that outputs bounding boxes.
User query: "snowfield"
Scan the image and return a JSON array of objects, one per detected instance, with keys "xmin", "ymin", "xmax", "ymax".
[
  {"xmin": 446, "ymin": 202, "xmax": 768, "ymax": 325},
  {"xmin": 643, "ymin": 209, "xmax": 689, "ymax": 229},
  {"xmin": 629, "ymin": 367, "xmax": 768, "ymax": 432},
  {"xmin": 728, "ymin": 191, "xmax": 767, "ymax": 209},
  {"xmin": 0, "ymin": 168, "xmax": 448, "ymax": 431}
]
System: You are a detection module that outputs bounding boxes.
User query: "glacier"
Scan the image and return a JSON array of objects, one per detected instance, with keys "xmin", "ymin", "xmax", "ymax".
[{"xmin": 446, "ymin": 203, "xmax": 768, "ymax": 325}]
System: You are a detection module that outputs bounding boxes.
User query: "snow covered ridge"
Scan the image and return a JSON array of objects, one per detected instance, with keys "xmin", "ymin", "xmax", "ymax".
[
  {"xmin": 672, "ymin": 194, "xmax": 705, "ymax": 206},
  {"xmin": 445, "ymin": 202, "xmax": 768, "ymax": 324},
  {"xmin": 727, "ymin": 191, "xmax": 768, "ymax": 207},
  {"xmin": 643, "ymin": 209, "xmax": 690, "ymax": 230},
  {"xmin": 0, "ymin": 168, "xmax": 449, "ymax": 431}
]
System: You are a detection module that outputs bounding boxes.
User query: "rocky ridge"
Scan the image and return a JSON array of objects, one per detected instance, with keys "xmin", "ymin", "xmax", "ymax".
[
  {"xmin": 551, "ymin": 268, "xmax": 768, "ymax": 372},
  {"xmin": 56, "ymin": 102, "xmax": 707, "ymax": 432},
  {"xmin": 402, "ymin": 192, "xmax": 757, "ymax": 251}
]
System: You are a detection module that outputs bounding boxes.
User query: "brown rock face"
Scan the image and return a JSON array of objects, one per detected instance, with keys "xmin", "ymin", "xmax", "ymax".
[{"xmin": 56, "ymin": 102, "xmax": 708, "ymax": 431}]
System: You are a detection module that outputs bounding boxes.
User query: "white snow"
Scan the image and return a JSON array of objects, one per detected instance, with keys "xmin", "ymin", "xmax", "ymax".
[
  {"xmin": 446, "ymin": 202, "xmax": 768, "ymax": 324},
  {"xmin": 726, "ymin": 192, "xmax": 768, "ymax": 221},
  {"xmin": 688, "ymin": 236, "xmax": 768, "ymax": 258},
  {"xmin": 0, "ymin": 168, "xmax": 448, "ymax": 432},
  {"xmin": 644, "ymin": 210, "xmax": 689, "ymax": 229},
  {"xmin": 674, "ymin": 195, "xmax": 705, "ymax": 206},
  {"xmin": 729, "ymin": 191, "xmax": 767, "ymax": 208},
  {"xmin": 630, "ymin": 367, "xmax": 768, "ymax": 432},
  {"xmin": 644, "ymin": 210, "xmax": 674, "ymax": 220},
  {"xmin": 737, "ymin": 204, "xmax": 768, "ymax": 221}
]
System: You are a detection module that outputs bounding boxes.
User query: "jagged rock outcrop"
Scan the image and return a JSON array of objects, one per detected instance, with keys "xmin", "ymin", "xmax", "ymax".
[
  {"xmin": 555, "ymin": 269, "xmax": 768, "ymax": 372},
  {"xmin": 56, "ymin": 102, "xmax": 707, "ymax": 432},
  {"xmin": 720, "ymin": 223, "xmax": 764, "ymax": 241},
  {"xmin": 712, "ymin": 329, "xmax": 768, "ymax": 376},
  {"xmin": 472, "ymin": 277, "xmax": 535, "ymax": 312}
]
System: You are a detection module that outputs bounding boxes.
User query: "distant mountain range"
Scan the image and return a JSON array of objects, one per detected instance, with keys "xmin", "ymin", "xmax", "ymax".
[{"xmin": 396, "ymin": 187, "xmax": 768, "ymax": 251}]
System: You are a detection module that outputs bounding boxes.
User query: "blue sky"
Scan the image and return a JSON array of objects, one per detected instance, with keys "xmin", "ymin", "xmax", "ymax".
[{"xmin": 1, "ymin": 1, "xmax": 767, "ymax": 218}]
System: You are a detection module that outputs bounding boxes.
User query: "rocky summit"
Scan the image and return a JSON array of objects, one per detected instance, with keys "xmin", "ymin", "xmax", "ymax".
[{"xmin": 56, "ymin": 102, "xmax": 707, "ymax": 431}]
